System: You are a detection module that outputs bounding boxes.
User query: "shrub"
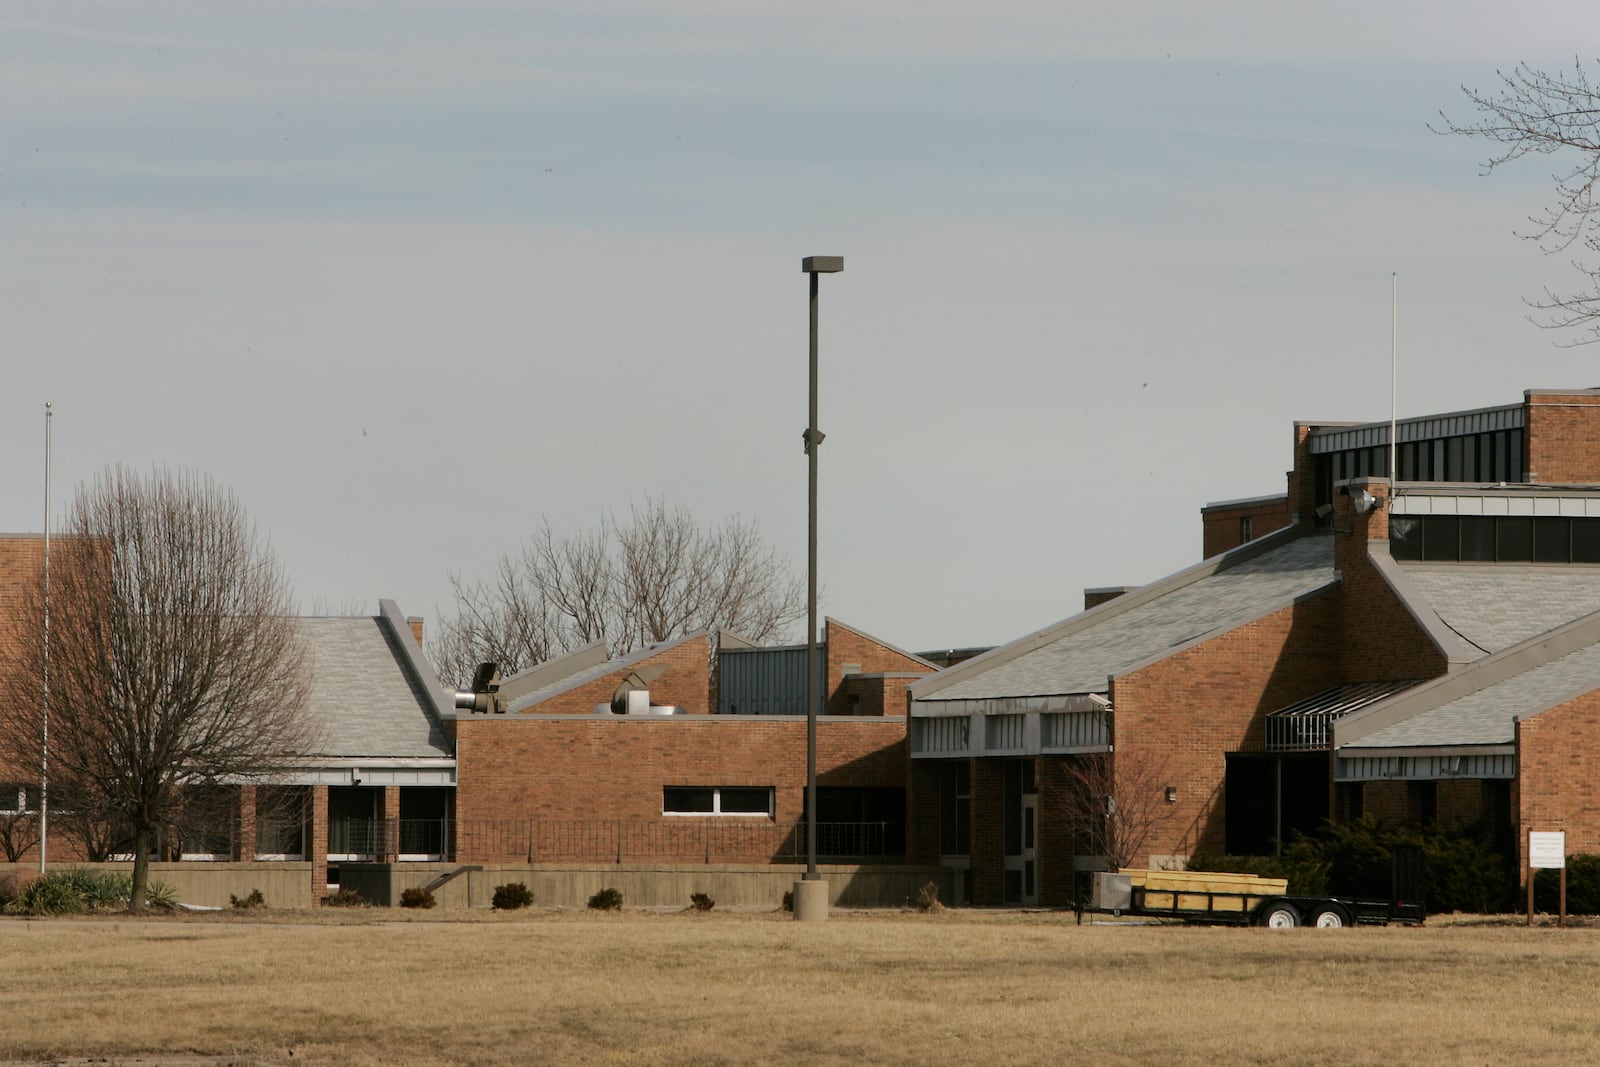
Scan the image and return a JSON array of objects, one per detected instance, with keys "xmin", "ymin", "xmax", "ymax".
[
  {"xmin": 689, "ymin": 892, "xmax": 715, "ymax": 913},
  {"xmin": 231, "ymin": 888, "xmax": 266, "ymax": 910},
  {"xmin": 914, "ymin": 881, "xmax": 944, "ymax": 913},
  {"xmin": 492, "ymin": 882, "xmax": 533, "ymax": 911},
  {"xmin": 1535, "ymin": 854, "xmax": 1600, "ymax": 915},
  {"xmin": 781, "ymin": 890, "xmax": 794, "ymax": 913},
  {"xmin": 400, "ymin": 887, "xmax": 436, "ymax": 909},
  {"xmin": 9, "ymin": 872, "xmax": 86, "ymax": 915},
  {"xmin": 143, "ymin": 879, "xmax": 179, "ymax": 912},
  {"xmin": 1189, "ymin": 817, "xmax": 1516, "ymax": 914},
  {"xmin": 588, "ymin": 887, "xmax": 623, "ymax": 911},
  {"xmin": 323, "ymin": 888, "xmax": 366, "ymax": 908}
]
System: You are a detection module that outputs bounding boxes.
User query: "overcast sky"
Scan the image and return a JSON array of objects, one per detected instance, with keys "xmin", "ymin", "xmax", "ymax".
[{"xmin": 5, "ymin": 2, "xmax": 1600, "ymax": 654}]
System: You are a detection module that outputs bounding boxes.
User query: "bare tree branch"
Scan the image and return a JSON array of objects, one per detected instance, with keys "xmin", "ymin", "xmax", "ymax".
[
  {"xmin": 429, "ymin": 498, "xmax": 805, "ymax": 685},
  {"xmin": 0, "ymin": 468, "xmax": 311, "ymax": 909},
  {"xmin": 1056, "ymin": 749, "xmax": 1175, "ymax": 872},
  {"xmin": 1437, "ymin": 58, "xmax": 1600, "ymax": 342}
]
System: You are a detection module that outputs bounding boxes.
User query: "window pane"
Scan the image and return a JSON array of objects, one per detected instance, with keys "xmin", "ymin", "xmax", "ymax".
[
  {"xmin": 663, "ymin": 787, "xmax": 714, "ymax": 813},
  {"xmin": 1460, "ymin": 517, "xmax": 1495, "ymax": 561},
  {"xmin": 1534, "ymin": 517, "xmax": 1571, "ymax": 563},
  {"xmin": 1493, "ymin": 432, "xmax": 1508, "ymax": 482},
  {"xmin": 1479, "ymin": 435, "xmax": 1493, "ymax": 482},
  {"xmin": 718, "ymin": 788, "xmax": 772, "ymax": 814},
  {"xmin": 1461, "ymin": 436, "xmax": 1477, "ymax": 481},
  {"xmin": 1498, "ymin": 517, "xmax": 1533, "ymax": 561},
  {"xmin": 1390, "ymin": 517, "xmax": 1423, "ymax": 561},
  {"xmin": 1574, "ymin": 519, "xmax": 1600, "ymax": 563},
  {"xmin": 1510, "ymin": 432, "xmax": 1523, "ymax": 482},
  {"xmin": 1422, "ymin": 516, "xmax": 1459, "ymax": 561},
  {"xmin": 1446, "ymin": 438, "xmax": 1463, "ymax": 481}
]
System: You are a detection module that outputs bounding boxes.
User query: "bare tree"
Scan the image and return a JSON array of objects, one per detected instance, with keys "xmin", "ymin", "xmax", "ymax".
[
  {"xmin": 0, "ymin": 468, "xmax": 311, "ymax": 911},
  {"xmin": 431, "ymin": 498, "xmax": 805, "ymax": 687},
  {"xmin": 1438, "ymin": 59, "xmax": 1600, "ymax": 341},
  {"xmin": 1057, "ymin": 749, "xmax": 1175, "ymax": 872},
  {"xmin": 0, "ymin": 785, "xmax": 39, "ymax": 863}
]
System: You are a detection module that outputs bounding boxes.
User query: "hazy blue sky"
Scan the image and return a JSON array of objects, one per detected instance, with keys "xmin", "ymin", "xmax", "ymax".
[{"xmin": 5, "ymin": 1, "xmax": 1600, "ymax": 653}]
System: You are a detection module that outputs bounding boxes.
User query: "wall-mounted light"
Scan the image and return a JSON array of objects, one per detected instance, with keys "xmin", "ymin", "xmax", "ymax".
[
  {"xmin": 1351, "ymin": 488, "xmax": 1383, "ymax": 515},
  {"xmin": 1164, "ymin": 786, "xmax": 1178, "ymax": 803}
]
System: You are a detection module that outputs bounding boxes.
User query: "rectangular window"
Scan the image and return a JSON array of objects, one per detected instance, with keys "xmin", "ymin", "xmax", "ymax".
[
  {"xmin": 1460, "ymin": 517, "xmax": 1495, "ymax": 561},
  {"xmin": 1422, "ymin": 515, "xmax": 1460, "ymax": 561},
  {"xmin": 1461, "ymin": 436, "xmax": 1477, "ymax": 481},
  {"xmin": 1390, "ymin": 517, "xmax": 1422, "ymax": 561},
  {"xmin": 1534, "ymin": 517, "xmax": 1571, "ymax": 563},
  {"xmin": 1574, "ymin": 520, "xmax": 1600, "ymax": 563},
  {"xmin": 663, "ymin": 786, "xmax": 772, "ymax": 817},
  {"xmin": 1239, "ymin": 515, "xmax": 1253, "ymax": 543},
  {"xmin": 1510, "ymin": 432, "xmax": 1524, "ymax": 482},
  {"xmin": 1479, "ymin": 435, "xmax": 1494, "ymax": 482},
  {"xmin": 1499, "ymin": 516, "xmax": 1533, "ymax": 561},
  {"xmin": 939, "ymin": 762, "xmax": 971, "ymax": 856},
  {"xmin": 1446, "ymin": 438, "xmax": 1464, "ymax": 481}
]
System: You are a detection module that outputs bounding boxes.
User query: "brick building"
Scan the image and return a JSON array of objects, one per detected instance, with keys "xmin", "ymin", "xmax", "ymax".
[{"xmin": 909, "ymin": 387, "xmax": 1600, "ymax": 906}]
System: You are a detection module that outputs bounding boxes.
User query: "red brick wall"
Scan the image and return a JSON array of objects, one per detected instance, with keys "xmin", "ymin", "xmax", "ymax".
[
  {"xmin": 1107, "ymin": 589, "xmax": 1340, "ymax": 867},
  {"xmin": 824, "ymin": 622, "xmax": 933, "ymax": 715},
  {"xmin": 1524, "ymin": 391, "xmax": 1600, "ymax": 483},
  {"xmin": 1037, "ymin": 755, "xmax": 1080, "ymax": 907},
  {"xmin": 515, "ymin": 635, "xmax": 711, "ymax": 715},
  {"xmin": 1517, "ymin": 693, "xmax": 1600, "ymax": 870},
  {"xmin": 1201, "ymin": 497, "xmax": 1292, "ymax": 558},
  {"xmin": 452, "ymin": 716, "xmax": 906, "ymax": 862},
  {"xmin": 1334, "ymin": 482, "xmax": 1449, "ymax": 683}
]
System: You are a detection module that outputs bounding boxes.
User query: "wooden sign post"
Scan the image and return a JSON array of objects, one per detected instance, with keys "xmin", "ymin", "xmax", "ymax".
[{"xmin": 1527, "ymin": 831, "xmax": 1566, "ymax": 927}]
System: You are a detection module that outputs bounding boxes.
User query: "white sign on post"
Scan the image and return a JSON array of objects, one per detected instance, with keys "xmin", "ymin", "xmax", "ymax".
[{"xmin": 1529, "ymin": 831, "xmax": 1566, "ymax": 870}]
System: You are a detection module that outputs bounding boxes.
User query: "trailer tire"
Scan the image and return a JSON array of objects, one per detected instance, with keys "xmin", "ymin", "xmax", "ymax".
[
  {"xmin": 1311, "ymin": 905, "xmax": 1348, "ymax": 929},
  {"xmin": 1260, "ymin": 902, "xmax": 1300, "ymax": 928}
]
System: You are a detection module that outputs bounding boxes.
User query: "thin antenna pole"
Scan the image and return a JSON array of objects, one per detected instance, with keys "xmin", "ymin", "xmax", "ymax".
[
  {"xmin": 1390, "ymin": 272, "xmax": 1397, "ymax": 483},
  {"xmin": 40, "ymin": 402, "xmax": 51, "ymax": 875}
]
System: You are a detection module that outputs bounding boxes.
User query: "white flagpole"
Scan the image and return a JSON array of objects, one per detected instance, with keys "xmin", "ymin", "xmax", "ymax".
[
  {"xmin": 39, "ymin": 402, "xmax": 51, "ymax": 875},
  {"xmin": 1390, "ymin": 273, "xmax": 1397, "ymax": 483}
]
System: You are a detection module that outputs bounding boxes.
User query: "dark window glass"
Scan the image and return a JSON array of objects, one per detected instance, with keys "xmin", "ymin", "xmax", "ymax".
[
  {"xmin": 1460, "ymin": 517, "xmax": 1496, "ymax": 561},
  {"xmin": 718, "ymin": 788, "xmax": 772, "ymax": 814},
  {"xmin": 1390, "ymin": 517, "xmax": 1423, "ymax": 561},
  {"xmin": 1315, "ymin": 454, "xmax": 1334, "ymax": 513},
  {"xmin": 1574, "ymin": 519, "xmax": 1600, "ymax": 563},
  {"xmin": 1433, "ymin": 440, "xmax": 1446, "ymax": 480},
  {"xmin": 939, "ymin": 762, "xmax": 970, "ymax": 855},
  {"xmin": 1479, "ymin": 435, "xmax": 1493, "ymax": 482},
  {"xmin": 1461, "ymin": 436, "xmax": 1477, "ymax": 481},
  {"xmin": 1493, "ymin": 432, "xmax": 1508, "ymax": 482},
  {"xmin": 663, "ymin": 787, "xmax": 715, "ymax": 813},
  {"xmin": 1499, "ymin": 516, "xmax": 1533, "ymax": 561},
  {"xmin": 1534, "ymin": 517, "xmax": 1571, "ymax": 563},
  {"xmin": 1510, "ymin": 432, "xmax": 1523, "ymax": 482},
  {"xmin": 1422, "ymin": 515, "xmax": 1460, "ymax": 561},
  {"xmin": 1416, "ymin": 440, "xmax": 1432, "ymax": 480},
  {"xmin": 1446, "ymin": 438, "xmax": 1464, "ymax": 481}
]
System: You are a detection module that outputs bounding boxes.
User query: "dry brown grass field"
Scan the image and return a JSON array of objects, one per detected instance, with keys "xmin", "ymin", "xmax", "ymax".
[{"xmin": 1, "ymin": 908, "xmax": 1597, "ymax": 1066}]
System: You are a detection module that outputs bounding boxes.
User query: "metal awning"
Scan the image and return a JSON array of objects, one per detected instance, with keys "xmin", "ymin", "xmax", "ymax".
[{"xmin": 1265, "ymin": 681, "xmax": 1419, "ymax": 752}]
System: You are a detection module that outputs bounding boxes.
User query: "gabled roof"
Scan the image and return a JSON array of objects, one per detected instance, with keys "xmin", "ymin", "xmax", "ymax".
[
  {"xmin": 503, "ymin": 630, "xmax": 705, "ymax": 714},
  {"xmin": 298, "ymin": 602, "xmax": 453, "ymax": 761},
  {"xmin": 825, "ymin": 617, "xmax": 940, "ymax": 672},
  {"xmin": 911, "ymin": 526, "xmax": 1336, "ymax": 704},
  {"xmin": 1336, "ymin": 609, "xmax": 1600, "ymax": 752}
]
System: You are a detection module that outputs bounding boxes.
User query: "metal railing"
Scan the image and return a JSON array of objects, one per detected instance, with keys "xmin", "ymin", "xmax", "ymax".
[
  {"xmin": 329, "ymin": 818, "xmax": 450, "ymax": 860},
  {"xmin": 448, "ymin": 818, "xmax": 908, "ymax": 865}
]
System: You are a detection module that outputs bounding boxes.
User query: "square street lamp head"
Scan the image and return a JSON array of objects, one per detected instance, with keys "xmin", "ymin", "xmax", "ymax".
[{"xmin": 801, "ymin": 255, "xmax": 844, "ymax": 274}]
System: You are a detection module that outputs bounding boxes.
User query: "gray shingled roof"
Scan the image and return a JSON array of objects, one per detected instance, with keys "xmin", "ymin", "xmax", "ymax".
[
  {"xmin": 300, "ymin": 617, "xmax": 451, "ymax": 759},
  {"xmin": 1350, "ymin": 640, "xmax": 1600, "ymax": 749},
  {"xmin": 1401, "ymin": 565, "xmax": 1600, "ymax": 656},
  {"xmin": 504, "ymin": 631, "xmax": 703, "ymax": 714},
  {"xmin": 924, "ymin": 533, "xmax": 1335, "ymax": 701}
]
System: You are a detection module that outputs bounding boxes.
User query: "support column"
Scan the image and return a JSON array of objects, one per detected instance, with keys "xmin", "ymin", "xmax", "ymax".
[
  {"xmin": 382, "ymin": 785, "xmax": 401, "ymax": 861},
  {"xmin": 311, "ymin": 785, "xmax": 329, "ymax": 904}
]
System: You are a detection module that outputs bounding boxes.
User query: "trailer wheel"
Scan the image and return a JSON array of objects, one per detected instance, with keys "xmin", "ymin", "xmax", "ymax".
[
  {"xmin": 1311, "ymin": 906, "xmax": 1348, "ymax": 929},
  {"xmin": 1260, "ymin": 902, "xmax": 1300, "ymax": 928}
]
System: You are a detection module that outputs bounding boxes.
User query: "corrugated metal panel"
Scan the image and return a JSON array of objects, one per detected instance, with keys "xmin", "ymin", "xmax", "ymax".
[
  {"xmin": 1335, "ymin": 753, "xmax": 1514, "ymax": 781},
  {"xmin": 718, "ymin": 645, "xmax": 825, "ymax": 715},
  {"xmin": 912, "ymin": 716, "xmax": 971, "ymax": 756},
  {"xmin": 1309, "ymin": 405, "xmax": 1522, "ymax": 454},
  {"xmin": 985, "ymin": 714, "xmax": 1025, "ymax": 752},
  {"xmin": 1266, "ymin": 681, "xmax": 1418, "ymax": 751},
  {"xmin": 1041, "ymin": 710, "xmax": 1110, "ymax": 750}
]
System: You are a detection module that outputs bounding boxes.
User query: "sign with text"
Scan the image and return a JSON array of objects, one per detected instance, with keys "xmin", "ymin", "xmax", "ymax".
[{"xmin": 1529, "ymin": 831, "xmax": 1566, "ymax": 870}]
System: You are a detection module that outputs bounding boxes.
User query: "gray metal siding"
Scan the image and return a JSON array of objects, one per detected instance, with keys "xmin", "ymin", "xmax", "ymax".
[{"xmin": 718, "ymin": 645, "xmax": 825, "ymax": 715}]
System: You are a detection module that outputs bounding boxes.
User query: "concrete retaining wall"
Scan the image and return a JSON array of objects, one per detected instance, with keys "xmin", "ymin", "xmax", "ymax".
[
  {"xmin": 1, "ymin": 862, "xmax": 315, "ymax": 909},
  {"xmin": 339, "ymin": 862, "xmax": 956, "ymax": 910}
]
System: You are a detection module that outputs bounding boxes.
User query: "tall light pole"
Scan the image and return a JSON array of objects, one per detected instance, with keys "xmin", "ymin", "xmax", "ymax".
[
  {"xmin": 795, "ymin": 255, "xmax": 842, "ymax": 923},
  {"xmin": 40, "ymin": 402, "xmax": 51, "ymax": 875}
]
